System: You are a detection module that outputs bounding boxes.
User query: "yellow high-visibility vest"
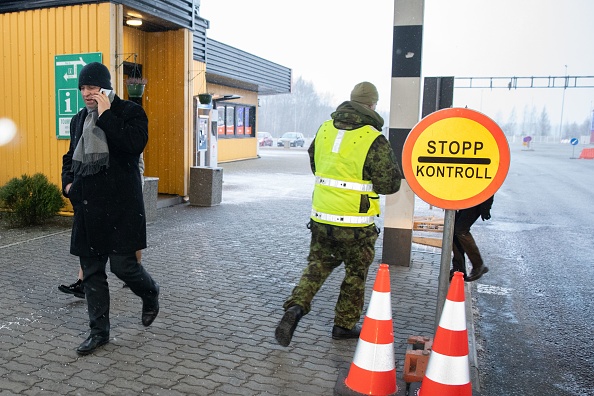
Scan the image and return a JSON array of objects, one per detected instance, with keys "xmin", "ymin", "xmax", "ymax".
[{"xmin": 311, "ymin": 120, "xmax": 381, "ymax": 227}]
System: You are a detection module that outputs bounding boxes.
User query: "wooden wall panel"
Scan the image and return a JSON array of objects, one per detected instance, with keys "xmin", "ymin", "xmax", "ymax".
[
  {"xmin": 0, "ymin": 3, "xmax": 113, "ymax": 193},
  {"xmin": 122, "ymin": 26, "xmax": 148, "ymax": 67},
  {"xmin": 141, "ymin": 28, "xmax": 190, "ymax": 196}
]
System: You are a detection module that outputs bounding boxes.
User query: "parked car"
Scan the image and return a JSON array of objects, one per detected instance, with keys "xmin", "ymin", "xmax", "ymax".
[
  {"xmin": 257, "ymin": 132, "xmax": 273, "ymax": 147},
  {"xmin": 277, "ymin": 132, "xmax": 305, "ymax": 147}
]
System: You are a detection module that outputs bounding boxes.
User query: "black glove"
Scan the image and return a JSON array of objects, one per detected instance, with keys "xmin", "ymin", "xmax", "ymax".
[{"xmin": 480, "ymin": 209, "xmax": 491, "ymax": 221}]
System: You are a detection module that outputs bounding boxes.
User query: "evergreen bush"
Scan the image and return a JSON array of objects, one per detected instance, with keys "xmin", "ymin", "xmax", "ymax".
[{"xmin": 0, "ymin": 173, "xmax": 65, "ymax": 226}]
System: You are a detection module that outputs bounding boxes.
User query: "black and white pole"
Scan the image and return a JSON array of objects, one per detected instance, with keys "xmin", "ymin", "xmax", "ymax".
[{"xmin": 382, "ymin": 0, "xmax": 424, "ymax": 266}]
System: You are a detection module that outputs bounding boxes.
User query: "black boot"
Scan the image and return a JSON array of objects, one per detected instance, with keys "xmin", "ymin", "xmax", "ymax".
[
  {"xmin": 76, "ymin": 333, "xmax": 109, "ymax": 355},
  {"xmin": 58, "ymin": 279, "xmax": 85, "ymax": 298},
  {"xmin": 467, "ymin": 264, "xmax": 489, "ymax": 282},
  {"xmin": 332, "ymin": 324, "xmax": 362, "ymax": 340},
  {"xmin": 275, "ymin": 305, "xmax": 304, "ymax": 347}
]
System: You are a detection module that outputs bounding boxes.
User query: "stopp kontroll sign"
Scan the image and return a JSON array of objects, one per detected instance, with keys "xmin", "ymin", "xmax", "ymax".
[
  {"xmin": 416, "ymin": 140, "xmax": 492, "ymax": 179},
  {"xmin": 402, "ymin": 108, "xmax": 510, "ymax": 210}
]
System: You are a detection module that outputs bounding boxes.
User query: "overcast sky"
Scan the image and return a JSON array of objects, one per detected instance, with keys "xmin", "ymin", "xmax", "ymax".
[{"xmin": 201, "ymin": 0, "xmax": 594, "ymax": 130}]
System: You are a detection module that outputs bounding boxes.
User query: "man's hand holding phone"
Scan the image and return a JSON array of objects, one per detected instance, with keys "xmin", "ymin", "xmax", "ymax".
[{"xmin": 96, "ymin": 89, "xmax": 112, "ymax": 116}]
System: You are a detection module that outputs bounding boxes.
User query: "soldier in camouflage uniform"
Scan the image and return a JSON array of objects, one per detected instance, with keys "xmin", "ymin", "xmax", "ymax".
[{"xmin": 275, "ymin": 82, "xmax": 402, "ymax": 347}]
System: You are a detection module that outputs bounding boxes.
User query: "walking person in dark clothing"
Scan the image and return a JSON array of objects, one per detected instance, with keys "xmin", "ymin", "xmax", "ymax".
[
  {"xmin": 275, "ymin": 82, "xmax": 402, "ymax": 347},
  {"xmin": 451, "ymin": 196, "xmax": 494, "ymax": 282},
  {"xmin": 61, "ymin": 62, "xmax": 159, "ymax": 355}
]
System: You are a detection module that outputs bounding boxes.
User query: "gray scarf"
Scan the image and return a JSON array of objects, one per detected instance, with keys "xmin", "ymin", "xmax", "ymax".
[{"xmin": 71, "ymin": 92, "xmax": 114, "ymax": 176}]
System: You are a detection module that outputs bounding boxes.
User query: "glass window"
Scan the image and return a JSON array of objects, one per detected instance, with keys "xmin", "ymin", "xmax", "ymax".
[
  {"xmin": 217, "ymin": 107, "xmax": 226, "ymax": 135},
  {"xmin": 236, "ymin": 107, "xmax": 244, "ymax": 135},
  {"xmin": 226, "ymin": 107, "xmax": 235, "ymax": 135},
  {"xmin": 215, "ymin": 104, "xmax": 256, "ymax": 138},
  {"xmin": 245, "ymin": 107, "xmax": 252, "ymax": 136}
]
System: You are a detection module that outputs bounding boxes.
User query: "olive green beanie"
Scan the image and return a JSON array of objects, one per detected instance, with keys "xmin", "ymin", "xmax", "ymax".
[{"xmin": 350, "ymin": 81, "xmax": 379, "ymax": 106}]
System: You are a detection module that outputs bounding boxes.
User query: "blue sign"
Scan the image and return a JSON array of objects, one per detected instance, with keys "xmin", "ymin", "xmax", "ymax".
[{"xmin": 570, "ymin": 138, "xmax": 579, "ymax": 146}]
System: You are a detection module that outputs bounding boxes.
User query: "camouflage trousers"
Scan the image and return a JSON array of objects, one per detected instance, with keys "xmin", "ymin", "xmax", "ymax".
[{"xmin": 283, "ymin": 224, "xmax": 379, "ymax": 329}]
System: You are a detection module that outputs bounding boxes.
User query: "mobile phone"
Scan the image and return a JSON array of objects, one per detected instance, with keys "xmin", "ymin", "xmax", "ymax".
[{"xmin": 100, "ymin": 88, "xmax": 112, "ymax": 96}]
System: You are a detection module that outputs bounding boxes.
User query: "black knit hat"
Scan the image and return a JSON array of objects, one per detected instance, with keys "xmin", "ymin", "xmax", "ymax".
[{"xmin": 78, "ymin": 62, "xmax": 112, "ymax": 90}]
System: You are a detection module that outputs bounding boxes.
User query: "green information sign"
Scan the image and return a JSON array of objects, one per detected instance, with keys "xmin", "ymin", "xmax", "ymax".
[{"xmin": 54, "ymin": 52, "xmax": 102, "ymax": 139}]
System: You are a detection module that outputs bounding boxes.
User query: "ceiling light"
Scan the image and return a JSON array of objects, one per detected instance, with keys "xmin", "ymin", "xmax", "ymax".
[{"xmin": 126, "ymin": 18, "xmax": 142, "ymax": 26}]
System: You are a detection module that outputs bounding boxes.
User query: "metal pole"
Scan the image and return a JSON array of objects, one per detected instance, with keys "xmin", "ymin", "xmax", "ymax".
[
  {"xmin": 435, "ymin": 208, "xmax": 455, "ymax": 328},
  {"xmin": 558, "ymin": 65, "xmax": 568, "ymax": 140}
]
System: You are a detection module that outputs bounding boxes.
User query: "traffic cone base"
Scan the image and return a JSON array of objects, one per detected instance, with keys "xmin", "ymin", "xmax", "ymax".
[
  {"xmin": 419, "ymin": 376, "xmax": 472, "ymax": 395},
  {"xmin": 345, "ymin": 363, "xmax": 397, "ymax": 395}
]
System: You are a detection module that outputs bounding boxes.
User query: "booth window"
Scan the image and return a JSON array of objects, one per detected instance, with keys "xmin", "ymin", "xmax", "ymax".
[
  {"xmin": 217, "ymin": 104, "xmax": 256, "ymax": 138},
  {"xmin": 225, "ymin": 106, "xmax": 234, "ymax": 135},
  {"xmin": 244, "ymin": 108, "xmax": 252, "ymax": 135},
  {"xmin": 236, "ymin": 107, "xmax": 244, "ymax": 135},
  {"xmin": 218, "ymin": 109, "xmax": 225, "ymax": 135}
]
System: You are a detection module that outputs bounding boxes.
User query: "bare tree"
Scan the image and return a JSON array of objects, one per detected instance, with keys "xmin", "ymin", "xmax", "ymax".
[
  {"xmin": 501, "ymin": 107, "xmax": 518, "ymax": 137},
  {"xmin": 580, "ymin": 116, "xmax": 591, "ymax": 136},
  {"xmin": 258, "ymin": 77, "xmax": 336, "ymax": 138},
  {"xmin": 537, "ymin": 107, "xmax": 552, "ymax": 137}
]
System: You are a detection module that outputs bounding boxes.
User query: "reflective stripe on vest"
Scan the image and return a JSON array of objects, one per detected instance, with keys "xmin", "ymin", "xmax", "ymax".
[
  {"xmin": 311, "ymin": 210, "xmax": 376, "ymax": 225},
  {"xmin": 315, "ymin": 176, "xmax": 374, "ymax": 192}
]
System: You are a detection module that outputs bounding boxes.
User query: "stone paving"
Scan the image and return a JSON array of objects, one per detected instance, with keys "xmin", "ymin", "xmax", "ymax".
[{"xmin": 0, "ymin": 148, "xmax": 473, "ymax": 395}]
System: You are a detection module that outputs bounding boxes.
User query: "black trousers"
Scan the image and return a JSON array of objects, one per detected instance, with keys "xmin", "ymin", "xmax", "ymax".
[
  {"xmin": 452, "ymin": 205, "xmax": 484, "ymax": 275},
  {"xmin": 80, "ymin": 253, "xmax": 158, "ymax": 336}
]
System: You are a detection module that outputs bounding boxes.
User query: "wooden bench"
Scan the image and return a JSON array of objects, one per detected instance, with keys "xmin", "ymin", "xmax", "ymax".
[{"xmin": 412, "ymin": 216, "xmax": 444, "ymax": 248}]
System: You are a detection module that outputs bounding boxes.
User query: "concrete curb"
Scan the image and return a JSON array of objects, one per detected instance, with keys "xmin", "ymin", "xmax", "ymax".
[{"xmin": 466, "ymin": 282, "xmax": 482, "ymax": 395}]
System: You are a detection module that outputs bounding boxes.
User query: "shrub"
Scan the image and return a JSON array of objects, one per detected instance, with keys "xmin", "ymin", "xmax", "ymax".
[{"xmin": 0, "ymin": 173, "xmax": 64, "ymax": 226}]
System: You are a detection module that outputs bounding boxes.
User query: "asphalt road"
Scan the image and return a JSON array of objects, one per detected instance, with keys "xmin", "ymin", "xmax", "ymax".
[{"xmin": 472, "ymin": 142, "xmax": 594, "ymax": 395}]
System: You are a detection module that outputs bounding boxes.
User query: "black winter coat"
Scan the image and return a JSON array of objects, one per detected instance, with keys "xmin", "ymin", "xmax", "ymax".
[{"xmin": 61, "ymin": 95, "xmax": 148, "ymax": 257}]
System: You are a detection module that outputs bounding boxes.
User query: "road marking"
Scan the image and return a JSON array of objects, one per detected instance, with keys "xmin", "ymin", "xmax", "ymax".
[
  {"xmin": 476, "ymin": 284, "xmax": 513, "ymax": 296},
  {"xmin": 0, "ymin": 230, "xmax": 69, "ymax": 249}
]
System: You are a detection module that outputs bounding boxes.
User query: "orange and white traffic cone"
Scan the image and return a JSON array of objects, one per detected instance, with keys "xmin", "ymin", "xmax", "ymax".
[
  {"xmin": 335, "ymin": 263, "xmax": 397, "ymax": 396},
  {"xmin": 418, "ymin": 271, "xmax": 472, "ymax": 396}
]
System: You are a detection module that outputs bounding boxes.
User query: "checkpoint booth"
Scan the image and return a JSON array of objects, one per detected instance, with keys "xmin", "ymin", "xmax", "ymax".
[{"xmin": 0, "ymin": 0, "xmax": 291, "ymax": 205}]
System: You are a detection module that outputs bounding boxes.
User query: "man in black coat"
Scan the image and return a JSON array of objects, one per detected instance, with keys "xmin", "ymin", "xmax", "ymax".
[
  {"xmin": 451, "ymin": 195, "xmax": 494, "ymax": 282},
  {"xmin": 61, "ymin": 62, "xmax": 159, "ymax": 355}
]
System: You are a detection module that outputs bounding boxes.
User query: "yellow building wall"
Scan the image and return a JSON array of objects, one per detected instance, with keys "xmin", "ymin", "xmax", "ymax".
[
  {"xmin": 123, "ymin": 28, "xmax": 192, "ymax": 196},
  {"xmin": 0, "ymin": 2, "xmax": 264, "ymax": 198},
  {"xmin": 218, "ymin": 139, "xmax": 257, "ymax": 162},
  {"xmin": 206, "ymin": 83, "xmax": 259, "ymax": 162},
  {"xmin": 190, "ymin": 60, "xmax": 207, "ymax": 98},
  {"xmin": 0, "ymin": 3, "xmax": 115, "ymax": 193}
]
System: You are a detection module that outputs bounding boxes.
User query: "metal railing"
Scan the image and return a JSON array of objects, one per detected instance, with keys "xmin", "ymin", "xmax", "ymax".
[{"xmin": 454, "ymin": 75, "xmax": 594, "ymax": 89}]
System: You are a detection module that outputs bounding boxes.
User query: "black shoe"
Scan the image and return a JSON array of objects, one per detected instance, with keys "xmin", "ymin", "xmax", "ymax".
[
  {"xmin": 76, "ymin": 334, "xmax": 109, "ymax": 355},
  {"xmin": 58, "ymin": 279, "xmax": 85, "ymax": 299},
  {"xmin": 467, "ymin": 265, "xmax": 489, "ymax": 282},
  {"xmin": 332, "ymin": 324, "xmax": 362, "ymax": 340},
  {"xmin": 275, "ymin": 305, "xmax": 304, "ymax": 347},
  {"xmin": 449, "ymin": 269, "xmax": 467, "ymax": 282},
  {"xmin": 142, "ymin": 284, "xmax": 160, "ymax": 327}
]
